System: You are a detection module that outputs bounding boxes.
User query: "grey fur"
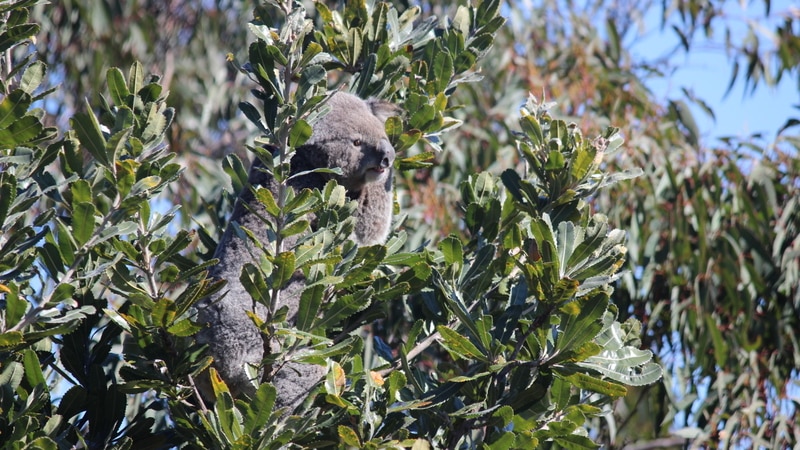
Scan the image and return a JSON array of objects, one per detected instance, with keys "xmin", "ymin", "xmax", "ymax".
[{"xmin": 195, "ymin": 92, "xmax": 398, "ymax": 412}]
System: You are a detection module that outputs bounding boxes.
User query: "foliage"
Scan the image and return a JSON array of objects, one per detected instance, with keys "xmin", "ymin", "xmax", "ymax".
[
  {"xmin": 413, "ymin": 0, "xmax": 800, "ymax": 448},
  {"xmin": 0, "ymin": 0, "xmax": 666, "ymax": 448},
  {"xmin": 2, "ymin": 0, "xmax": 799, "ymax": 449}
]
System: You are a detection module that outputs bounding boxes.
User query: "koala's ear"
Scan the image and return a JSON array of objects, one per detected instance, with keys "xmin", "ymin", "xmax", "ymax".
[{"xmin": 366, "ymin": 98, "xmax": 402, "ymax": 123}]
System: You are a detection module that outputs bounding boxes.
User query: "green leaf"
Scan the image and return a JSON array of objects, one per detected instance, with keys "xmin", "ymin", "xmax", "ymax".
[
  {"xmin": 338, "ymin": 426, "xmax": 361, "ymax": 447},
  {"xmin": 71, "ymin": 103, "xmax": 109, "ymax": 167},
  {"xmin": 0, "ymin": 114, "xmax": 43, "ymax": 147},
  {"xmin": 339, "ymin": 245, "xmax": 386, "ymax": 288},
  {"xmin": 243, "ymin": 383, "xmax": 276, "ymax": 433},
  {"xmin": 299, "ymin": 42, "xmax": 324, "ymax": 67},
  {"xmin": 280, "ymin": 219, "xmax": 310, "ymax": 238},
  {"xmin": 0, "ymin": 89, "xmax": 32, "ymax": 129},
  {"xmin": 142, "ymin": 103, "xmax": 172, "ymax": 144},
  {"xmin": 431, "ymin": 52, "xmax": 454, "ymax": 94},
  {"xmin": 553, "ymin": 291, "xmax": 606, "ymax": 356},
  {"xmin": 296, "ymin": 282, "xmax": 325, "ymax": 331},
  {"xmin": 129, "ymin": 176, "xmax": 161, "ymax": 197},
  {"xmin": 0, "ymin": 173, "xmax": 15, "ymax": 226},
  {"xmin": 107, "ymin": 67, "xmax": 131, "ymax": 106},
  {"xmin": 240, "ymin": 263, "xmax": 271, "ymax": 307},
  {"xmin": 151, "ymin": 298, "xmax": 177, "ymax": 328},
  {"xmin": 552, "ymin": 433, "xmax": 598, "ymax": 449},
  {"xmin": 273, "ymin": 251, "xmax": 296, "ymax": 289},
  {"xmin": 0, "ymin": 331, "xmax": 24, "ymax": 347},
  {"xmin": 299, "ymin": 64, "xmax": 327, "ymax": 92},
  {"xmin": 158, "ymin": 229, "xmax": 193, "ymax": 263},
  {"xmin": 70, "ymin": 179, "xmax": 92, "ymax": 206},
  {"xmin": 545, "ymin": 150, "xmax": 565, "ymax": 171},
  {"xmin": 106, "ymin": 127, "xmax": 133, "ymax": 166},
  {"xmin": 487, "ymin": 432, "xmax": 516, "ymax": 450},
  {"xmin": 289, "ymin": 119, "xmax": 313, "ymax": 147},
  {"xmin": 2, "ymin": 283, "xmax": 26, "ymax": 328},
  {"xmin": 239, "ymin": 101, "xmax": 266, "ymax": 133},
  {"xmin": 563, "ymin": 372, "xmax": 627, "ymax": 397},
  {"xmin": 57, "ymin": 385, "xmax": 88, "ymax": 420},
  {"xmin": 374, "ymin": 281, "xmax": 410, "ymax": 301},
  {"xmin": 705, "ymin": 315, "xmax": 729, "ymax": 368},
  {"xmin": 434, "ymin": 271, "xmax": 485, "ymax": 352},
  {"xmin": 437, "ymin": 325, "xmax": 488, "ymax": 362},
  {"xmin": 224, "ymin": 153, "xmax": 249, "ymax": 195},
  {"xmin": 0, "ymin": 24, "xmax": 39, "ymax": 53},
  {"xmin": 167, "ymin": 318, "xmax": 202, "ymax": 337},
  {"xmin": 22, "ymin": 348, "xmax": 46, "ymax": 387},
  {"xmin": 72, "ymin": 202, "xmax": 96, "ymax": 247},
  {"xmin": 314, "ymin": 292, "xmax": 371, "ymax": 330},
  {"xmin": 138, "ymin": 83, "xmax": 163, "ymax": 105},
  {"xmin": 127, "ymin": 61, "xmax": 144, "ymax": 95},
  {"xmin": 439, "ymin": 235, "xmax": 463, "ymax": 267},
  {"xmin": 0, "ymin": 361, "xmax": 23, "ymax": 394}
]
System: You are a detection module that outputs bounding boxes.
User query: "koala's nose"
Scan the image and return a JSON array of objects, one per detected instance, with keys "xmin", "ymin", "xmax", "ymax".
[{"xmin": 379, "ymin": 139, "xmax": 395, "ymax": 169}]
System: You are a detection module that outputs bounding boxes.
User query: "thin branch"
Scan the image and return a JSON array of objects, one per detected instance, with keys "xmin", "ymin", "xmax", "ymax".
[
  {"xmin": 187, "ymin": 373, "xmax": 209, "ymax": 414},
  {"xmin": 378, "ymin": 329, "xmax": 442, "ymax": 377}
]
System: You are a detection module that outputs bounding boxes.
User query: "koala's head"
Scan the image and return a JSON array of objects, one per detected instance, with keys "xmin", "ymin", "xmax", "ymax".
[{"xmin": 297, "ymin": 92, "xmax": 399, "ymax": 192}]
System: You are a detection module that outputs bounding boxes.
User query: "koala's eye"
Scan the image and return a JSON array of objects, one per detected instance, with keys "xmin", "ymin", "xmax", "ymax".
[{"xmin": 352, "ymin": 139, "xmax": 362, "ymax": 146}]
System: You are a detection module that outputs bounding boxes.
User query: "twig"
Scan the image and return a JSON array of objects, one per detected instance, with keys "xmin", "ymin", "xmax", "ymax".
[
  {"xmin": 187, "ymin": 373, "xmax": 209, "ymax": 414},
  {"xmin": 378, "ymin": 329, "xmax": 442, "ymax": 377}
]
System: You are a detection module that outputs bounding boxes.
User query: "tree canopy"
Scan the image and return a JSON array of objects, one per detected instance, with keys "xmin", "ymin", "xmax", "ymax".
[{"xmin": 1, "ymin": 0, "xmax": 798, "ymax": 448}]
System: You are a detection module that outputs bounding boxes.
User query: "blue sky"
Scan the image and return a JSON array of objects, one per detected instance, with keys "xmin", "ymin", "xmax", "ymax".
[{"xmin": 630, "ymin": 0, "xmax": 799, "ymax": 143}]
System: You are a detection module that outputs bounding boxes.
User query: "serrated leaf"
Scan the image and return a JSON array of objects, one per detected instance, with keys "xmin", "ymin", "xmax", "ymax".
[
  {"xmin": 338, "ymin": 426, "xmax": 361, "ymax": 447},
  {"xmin": 142, "ymin": 103, "xmax": 171, "ymax": 144},
  {"xmin": 256, "ymin": 187, "xmax": 281, "ymax": 217},
  {"xmin": 296, "ymin": 282, "xmax": 325, "ymax": 331},
  {"xmin": 243, "ymin": 383, "xmax": 276, "ymax": 433},
  {"xmin": 22, "ymin": 348, "xmax": 45, "ymax": 386},
  {"xmin": 103, "ymin": 308, "xmax": 132, "ymax": 333},
  {"xmin": 0, "ymin": 89, "xmax": 31, "ymax": 129},
  {"xmin": 151, "ymin": 298, "xmax": 177, "ymax": 328},
  {"xmin": 437, "ymin": 325, "xmax": 489, "ymax": 362},
  {"xmin": 19, "ymin": 60, "xmax": 45, "ymax": 95},
  {"xmin": 564, "ymin": 372, "xmax": 627, "ymax": 397},
  {"xmin": 280, "ymin": 219, "xmax": 310, "ymax": 238},
  {"xmin": 56, "ymin": 385, "xmax": 87, "ymax": 419},
  {"xmin": 314, "ymin": 292, "xmax": 371, "ymax": 330},
  {"xmin": 577, "ymin": 356, "xmax": 662, "ymax": 386},
  {"xmin": 0, "ymin": 114, "xmax": 43, "ymax": 147},
  {"xmin": 273, "ymin": 251, "xmax": 296, "ymax": 289},
  {"xmin": 70, "ymin": 179, "xmax": 92, "ymax": 206},
  {"xmin": 167, "ymin": 318, "xmax": 202, "ymax": 337},
  {"xmin": 0, "ymin": 331, "xmax": 24, "ymax": 347}
]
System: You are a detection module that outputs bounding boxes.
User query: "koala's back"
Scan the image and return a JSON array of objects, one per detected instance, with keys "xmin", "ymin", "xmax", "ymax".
[{"xmin": 196, "ymin": 92, "xmax": 398, "ymax": 410}]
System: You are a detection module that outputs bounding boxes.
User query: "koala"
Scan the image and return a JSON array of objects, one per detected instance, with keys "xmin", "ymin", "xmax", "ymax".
[{"xmin": 195, "ymin": 92, "xmax": 399, "ymax": 412}]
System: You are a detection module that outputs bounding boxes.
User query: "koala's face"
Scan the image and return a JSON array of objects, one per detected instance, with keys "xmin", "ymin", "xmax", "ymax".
[{"xmin": 300, "ymin": 93, "xmax": 397, "ymax": 192}]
